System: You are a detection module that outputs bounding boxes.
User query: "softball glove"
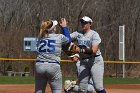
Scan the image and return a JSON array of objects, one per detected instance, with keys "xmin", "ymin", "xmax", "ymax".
[{"xmin": 64, "ymin": 80, "xmax": 76, "ymax": 91}]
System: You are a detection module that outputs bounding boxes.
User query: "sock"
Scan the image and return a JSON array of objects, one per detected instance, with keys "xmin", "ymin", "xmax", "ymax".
[
  {"xmin": 97, "ymin": 89, "xmax": 106, "ymax": 93},
  {"xmin": 64, "ymin": 89, "xmax": 71, "ymax": 93}
]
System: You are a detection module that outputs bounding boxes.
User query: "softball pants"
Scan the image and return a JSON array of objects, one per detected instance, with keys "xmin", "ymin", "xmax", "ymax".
[
  {"xmin": 35, "ymin": 62, "xmax": 62, "ymax": 93},
  {"xmin": 74, "ymin": 55, "xmax": 105, "ymax": 93}
]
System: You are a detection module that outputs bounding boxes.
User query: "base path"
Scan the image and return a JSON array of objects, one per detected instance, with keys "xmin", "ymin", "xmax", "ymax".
[
  {"xmin": 0, "ymin": 84, "xmax": 140, "ymax": 93},
  {"xmin": 105, "ymin": 84, "xmax": 140, "ymax": 93}
]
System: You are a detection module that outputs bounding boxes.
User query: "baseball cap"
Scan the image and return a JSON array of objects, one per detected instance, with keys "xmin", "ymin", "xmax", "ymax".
[
  {"xmin": 69, "ymin": 54, "xmax": 80, "ymax": 58},
  {"xmin": 48, "ymin": 20, "xmax": 58, "ymax": 31},
  {"xmin": 80, "ymin": 16, "xmax": 93, "ymax": 24}
]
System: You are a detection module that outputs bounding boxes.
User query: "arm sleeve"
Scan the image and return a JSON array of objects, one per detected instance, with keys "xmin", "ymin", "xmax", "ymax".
[{"xmin": 61, "ymin": 27, "xmax": 72, "ymax": 44}]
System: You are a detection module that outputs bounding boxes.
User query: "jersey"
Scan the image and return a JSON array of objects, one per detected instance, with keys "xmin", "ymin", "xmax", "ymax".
[
  {"xmin": 37, "ymin": 33, "xmax": 69, "ymax": 62},
  {"xmin": 70, "ymin": 30, "xmax": 101, "ymax": 59}
]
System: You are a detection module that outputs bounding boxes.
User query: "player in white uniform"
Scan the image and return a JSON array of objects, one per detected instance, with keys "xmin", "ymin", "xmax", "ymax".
[
  {"xmin": 65, "ymin": 16, "xmax": 106, "ymax": 93},
  {"xmin": 35, "ymin": 18, "xmax": 71, "ymax": 93}
]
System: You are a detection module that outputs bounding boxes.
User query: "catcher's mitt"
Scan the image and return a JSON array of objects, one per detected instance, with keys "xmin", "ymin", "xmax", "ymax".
[
  {"xmin": 68, "ymin": 42, "xmax": 78, "ymax": 52},
  {"xmin": 64, "ymin": 80, "xmax": 76, "ymax": 91},
  {"xmin": 62, "ymin": 42, "xmax": 78, "ymax": 56}
]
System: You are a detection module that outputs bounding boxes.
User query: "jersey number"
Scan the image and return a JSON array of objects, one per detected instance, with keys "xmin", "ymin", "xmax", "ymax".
[{"xmin": 39, "ymin": 40, "xmax": 55, "ymax": 53}]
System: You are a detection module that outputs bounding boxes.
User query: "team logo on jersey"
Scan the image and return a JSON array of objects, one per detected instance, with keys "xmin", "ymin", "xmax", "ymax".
[
  {"xmin": 78, "ymin": 40, "xmax": 91, "ymax": 45},
  {"xmin": 77, "ymin": 40, "xmax": 91, "ymax": 48}
]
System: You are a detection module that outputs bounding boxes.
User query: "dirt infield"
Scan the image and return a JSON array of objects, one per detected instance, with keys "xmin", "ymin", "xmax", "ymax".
[{"xmin": 0, "ymin": 84, "xmax": 140, "ymax": 93}]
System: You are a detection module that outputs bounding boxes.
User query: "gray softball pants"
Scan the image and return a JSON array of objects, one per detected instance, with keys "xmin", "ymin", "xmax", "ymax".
[
  {"xmin": 73, "ymin": 55, "xmax": 104, "ymax": 93},
  {"xmin": 72, "ymin": 82, "xmax": 94, "ymax": 93},
  {"xmin": 35, "ymin": 62, "xmax": 62, "ymax": 93}
]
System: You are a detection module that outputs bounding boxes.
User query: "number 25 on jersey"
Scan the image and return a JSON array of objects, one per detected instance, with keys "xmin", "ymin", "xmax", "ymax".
[{"xmin": 39, "ymin": 39, "xmax": 56, "ymax": 53}]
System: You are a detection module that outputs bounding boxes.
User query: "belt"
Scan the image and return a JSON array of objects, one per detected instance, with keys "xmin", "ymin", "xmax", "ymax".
[
  {"xmin": 95, "ymin": 55, "xmax": 100, "ymax": 57},
  {"xmin": 37, "ymin": 61, "xmax": 60, "ymax": 65}
]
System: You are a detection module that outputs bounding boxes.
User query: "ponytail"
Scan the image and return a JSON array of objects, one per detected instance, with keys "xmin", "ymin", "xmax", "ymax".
[{"xmin": 39, "ymin": 21, "xmax": 52, "ymax": 38}]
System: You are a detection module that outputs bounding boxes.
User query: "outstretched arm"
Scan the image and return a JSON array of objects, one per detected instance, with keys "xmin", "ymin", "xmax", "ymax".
[{"xmin": 60, "ymin": 18, "xmax": 72, "ymax": 44}]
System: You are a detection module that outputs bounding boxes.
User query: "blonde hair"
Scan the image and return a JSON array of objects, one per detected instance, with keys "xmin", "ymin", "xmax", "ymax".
[{"xmin": 39, "ymin": 20, "xmax": 53, "ymax": 38}]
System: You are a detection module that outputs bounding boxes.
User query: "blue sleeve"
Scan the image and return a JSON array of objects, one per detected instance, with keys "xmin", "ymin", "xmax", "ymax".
[{"xmin": 61, "ymin": 27, "xmax": 72, "ymax": 44}]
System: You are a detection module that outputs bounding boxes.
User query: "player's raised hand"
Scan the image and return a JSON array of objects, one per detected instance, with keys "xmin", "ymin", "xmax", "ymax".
[{"xmin": 59, "ymin": 18, "xmax": 67, "ymax": 27}]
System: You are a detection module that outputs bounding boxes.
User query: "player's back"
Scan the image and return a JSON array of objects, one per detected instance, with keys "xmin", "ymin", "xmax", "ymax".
[{"xmin": 37, "ymin": 33, "xmax": 68, "ymax": 62}]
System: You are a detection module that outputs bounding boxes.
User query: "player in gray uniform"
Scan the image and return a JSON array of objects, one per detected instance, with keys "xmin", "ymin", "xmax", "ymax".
[
  {"xmin": 35, "ymin": 18, "xmax": 71, "ymax": 93},
  {"xmin": 65, "ymin": 16, "xmax": 106, "ymax": 93},
  {"xmin": 69, "ymin": 54, "xmax": 94, "ymax": 93}
]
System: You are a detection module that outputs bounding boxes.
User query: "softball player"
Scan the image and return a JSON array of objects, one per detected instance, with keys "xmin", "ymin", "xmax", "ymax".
[
  {"xmin": 65, "ymin": 16, "xmax": 106, "ymax": 93},
  {"xmin": 35, "ymin": 18, "xmax": 71, "ymax": 93},
  {"xmin": 69, "ymin": 54, "xmax": 94, "ymax": 93}
]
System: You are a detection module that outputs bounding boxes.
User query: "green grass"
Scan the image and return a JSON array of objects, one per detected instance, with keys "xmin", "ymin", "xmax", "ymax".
[
  {"xmin": 104, "ymin": 77, "xmax": 140, "ymax": 84},
  {"xmin": 0, "ymin": 76, "xmax": 34, "ymax": 84},
  {"xmin": 0, "ymin": 76, "xmax": 140, "ymax": 84}
]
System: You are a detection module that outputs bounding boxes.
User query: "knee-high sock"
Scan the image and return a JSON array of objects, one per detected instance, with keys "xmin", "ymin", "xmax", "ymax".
[{"xmin": 97, "ymin": 89, "xmax": 106, "ymax": 93}]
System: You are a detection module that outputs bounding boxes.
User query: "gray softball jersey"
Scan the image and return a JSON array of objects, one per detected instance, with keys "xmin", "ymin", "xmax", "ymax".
[
  {"xmin": 70, "ymin": 30, "xmax": 101, "ymax": 59},
  {"xmin": 37, "ymin": 33, "xmax": 69, "ymax": 62}
]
